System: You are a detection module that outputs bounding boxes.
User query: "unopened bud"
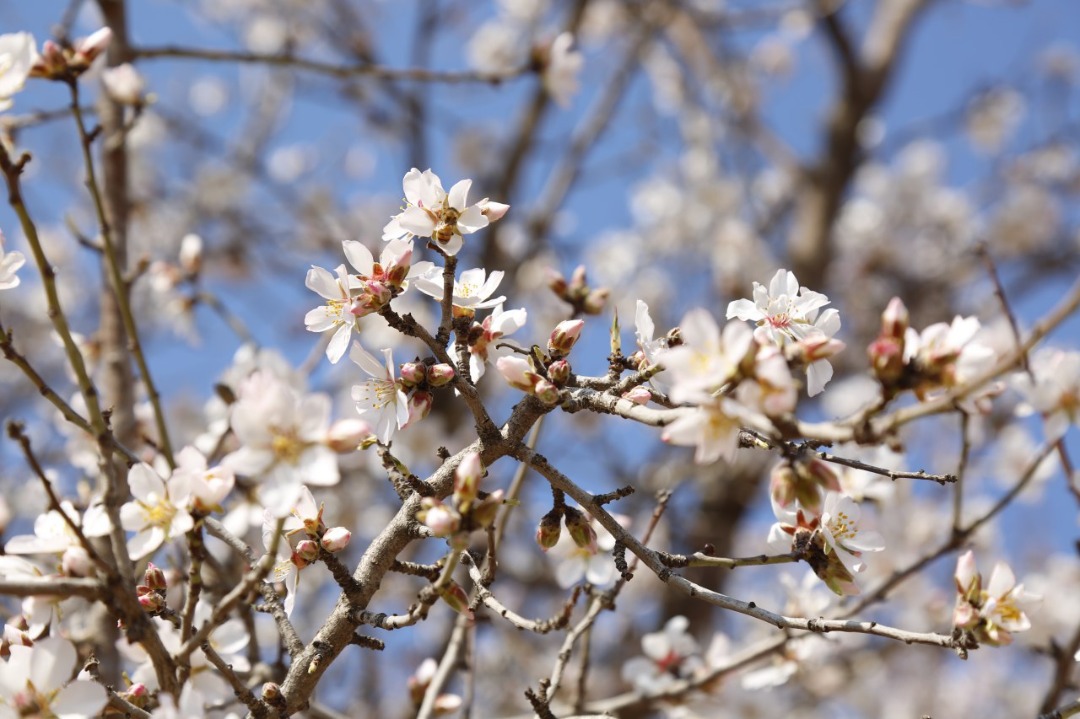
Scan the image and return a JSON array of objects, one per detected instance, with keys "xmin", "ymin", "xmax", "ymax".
[
  {"xmin": 881, "ymin": 297, "xmax": 909, "ymax": 340},
  {"xmin": 262, "ymin": 682, "xmax": 285, "ymax": 707},
  {"xmin": 30, "ymin": 41, "xmax": 66, "ymax": 79},
  {"xmin": 294, "ymin": 540, "xmax": 319, "ymax": 566},
  {"xmin": 478, "ymin": 198, "xmax": 510, "ymax": 223},
  {"xmin": 320, "ymin": 527, "xmax": 352, "ymax": 553},
  {"xmin": 399, "ymin": 361, "xmax": 427, "ymax": 388},
  {"xmin": 547, "ymin": 359, "xmax": 570, "ymax": 385},
  {"xmin": 869, "ymin": 336, "xmax": 905, "ymax": 386},
  {"xmin": 73, "ymin": 27, "xmax": 113, "ymax": 69},
  {"xmin": 548, "ymin": 319, "xmax": 584, "ymax": 357},
  {"xmin": 583, "ymin": 288, "xmax": 610, "ymax": 315},
  {"xmin": 404, "ymin": 390, "xmax": 434, "ymax": 428},
  {"xmin": 143, "ymin": 562, "xmax": 167, "ymax": 591},
  {"xmin": 427, "ymin": 363, "xmax": 456, "ymax": 387},
  {"xmin": 621, "ymin": 386, "xmax": 652, "ymax": 405},
  {"xmin": 536, "ymin": 508, "xmax": 562, "ymax": 551},
  {"xmin": 533, "ymin": 378, "xmax": 560, "ymax": 406},
  {"xmin": 326, "ymin": 418, "xmax": 373, "ymax": 452},
  {"xmin": 120, "ymin": 683, "xmax": 150, "ymax": 708},
  {"xmin": 471, "ymin": 489, "xmax": 504, "ymax": 529},
  {"xmin": 102, "ymin": 63, "xmax": 145, "ymax": 105},
  {"xmin": 453, "ymin": 452, "xmax": 484, "ymax": 511},
  {"xmin": 563, "ymin": 507, "xmax": 598, "ymax": 553},
  {"xmin": 137, "ymin": 588, "xmax": 165, "ymax": 613},
  {"xmin": 568, "ymin": 265, "xmax": 588, "ymax": 294},
  {"xmin": 438, "ymin": 582, "xmax": 474, "ymax": 619},
  {"xmin": 418, "ymin": 498, "xmax": 460, "ymax": 537},
  {"xmin": 546, "ymin": 268, "xmax": 568, "ymax": 297}
]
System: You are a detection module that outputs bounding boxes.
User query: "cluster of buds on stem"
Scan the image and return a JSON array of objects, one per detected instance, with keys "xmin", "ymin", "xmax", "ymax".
[
  {"xmin": 769, "ymin": 454, "xmax": 841, "ymax": 514},
  {"xmin": 398, "ymin": 358, "xmax": 455, "ymax": 429},
  {"xmin": 30, "ymin": 28, "xmax": 112, "ymax": 81},
  {"xmin": 347, "ymin": 240, "xmax": 417, "ymax": 319},
  {"xmin": 496, "ymin": 320, "xmax": 585, "ymax": 406},
  {"xmin": 547, "ymin": 265, "xmax": 610, "ymax": 316},
  {"xmin": 868, "ymin": 297, "xmax": 910, "ymax": 397},
  {"xmin": 416, "ymin": 452, "xmax": 504, "ymax": 549},
  {"xmin": 535, "ymin": 497, "xmax": 598, "ymax": 554},
  {"xmin": 136, "ymin": 562, "xmax": 168, "ymax": 614}
]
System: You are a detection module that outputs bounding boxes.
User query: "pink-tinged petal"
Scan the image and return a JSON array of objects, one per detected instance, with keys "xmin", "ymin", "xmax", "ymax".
[
  {"xmin": 726, "ymin": 298, "xmax": 764, "ymax": 322},
  {"xmin": 398, "ymin": 207, "xmax": 436, "ymax": 237},
  {"xmin": 128, "ymin": 463, "xmax": 166, "ymax": 502},
  {"xmin": 447, "ymin": 179, "xmax": 472, "ymax": 210},
  {"xmin": 31, "ymin": 636, "xmax": 76, "ymax": 693},
  {"xmin": 342, "ymin": 241, "xmax": 375, "ymax": 275},
  {"xmin": 305, "ymin": 306, "xmax": 337, "ymax": 333},
  {"xmin": 955, "ymin": 550, "xmax": 978, "ymax": 591},
  {"xmin": 349, "ymin": 342, "xmax": 389, "ymax": 379},
  {"xmin": 305, "ymin": 265, "xmax": 340, "ymax": 300},
  {"xmin": 128, "ymin": 527, "xmax": 165, "ymax": 560},
  {"xmin": 986, "ymin": 562, "xmax": 1017, "ymax": 597},
  {"xmin": 491, "ymin": 307, "xmax": 527, "ymax": 336},
  {"xmin": 455, "ymin": 205, "xmax": 488, "ymax": 234},
  {"xmin": 327, "ymin": 324, "xmax": 351, "ymax": 364}
]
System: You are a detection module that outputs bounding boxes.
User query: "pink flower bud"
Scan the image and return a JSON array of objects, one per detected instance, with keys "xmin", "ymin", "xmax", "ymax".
[
  {"xmin": 399, "ymin": 361, "xmax": 428, "ymax": 388},
  {"xmin": 137, "ymin": 589, "xmax": 165, "ymax": 613},
  {"xmin": 325, "ymin": 418, "xmax": 373, "ymax": 452},
  {"xmin": 122, "ymin": 683, "xmax": 150, "ymax": 708},
  {"xmin": 569, "ymin": 265, "xmax": 588, "ymax": 294},
  {"xmin": 547, "ymin": 359, "xmax": 570, "ymax": 385},
  {"xmin": 320, "ymin": 527, "xmax": 351, "ymax": 553},
  {"xmin": 548, "ymin": 319, "xmax": 584, "ymax": 356},
  {"xmin": 583, "ymin": 287, "xmax": 610, "ymax": 315},
  {"xmin": 404, "ymin": 390, "xmax": 434, "ymax": 428},
  {"xmin": 497, "ymin": 356, "xmax": 538, "ymax": 392},
  {"xmin": 881, "ymin": 297, "xmax": 909, "ymax": 340},
  {"xmin": 438, "ymin": 581, "xmax": 474, "ymax": 619},
  {"xmin": 621, "ymin": 386, "xmax": 651, "ymax": 405},
  {"xmin": 418, "ymin": 498, "xmax": 460, "ymax": 537},
  {"xmin": 294, "ymin": 539, "xmax": 319, "ymax": 565},
  {"xmin": 533, "ymin": 378, "xmax": 560, "ymax": 405},
  {"xmin": 363, "ymin": 279, "xmax": 393, "ymax": 307},
  {"xmin": 536, "ymin": 509, "xmax": 562, "ymax": 551},
  {"xmin": 262, "ymin": 682, "xmax": 282, "ymax": 702},
  {"xmin": 478, "ymin": 198, "xmax": 510, "ymax": 223},
  {"xmin": 546, "ymin": 267, "xmax": 568, "ymax": 297},
  {"xmin": 563, "ymin": 507, "xmax": 598, "ymax": 553},
  {"xmin": 143, "ymin": 562, "xmax": 168, "ymax": 591},
  {"xmin": 73, "ymin": 27, "xmax": 113, "ymax": 67},
  {"xmin": 869, "ymin": 336, "xmax": 905, "ymax": 385},
  {"xmin": 32, "ymin": 41, "xmax": 67, "ymax": 78},
  {"xmin": 471, "ymin": 489, "xmax": 504, "ymax": 529},
  {"xmin": 453, "ymin": 452, "xmax": 484, "ymax": 511},
  {"xmin": 427, "ymin": 363, "xmax": 456, "ymax": 387}
]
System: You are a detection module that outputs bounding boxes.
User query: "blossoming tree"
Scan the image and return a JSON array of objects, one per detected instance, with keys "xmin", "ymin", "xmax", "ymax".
[{"xmin": 0, "ymin": 2, "xmax": 1078, "ymax": 719}]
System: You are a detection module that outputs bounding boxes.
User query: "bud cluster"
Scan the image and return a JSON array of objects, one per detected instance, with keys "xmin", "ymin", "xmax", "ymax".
[
  {"xmin": 397, "ymin": 358, "xmax": 455, "ymax": 429},
  {"xmin": 546, "ymin": 265, "xmax": 609, "ymax": 316},
  {"xmin": 416, "ymin": 452, "xmax": 504, "ymax": 549},
  {"xmin": 534, "ymin": 503, "xmax": 598, "ymax": 554},
  {"xmin": 31, "ymin": 28, "xmax": 112, "ymax": 81},
  {"xmin": 136, "ymin": 562, "xmax": 168, "ymax": 614}
]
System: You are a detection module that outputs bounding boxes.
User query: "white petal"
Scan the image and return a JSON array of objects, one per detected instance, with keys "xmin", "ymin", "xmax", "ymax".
[
  {"xmin": 447, "ymin": 179, "xmax": 472, "ymax": 210},
  {"xmin": 342, "ymin": 241, "xmax": 374, "ymax": 275}
]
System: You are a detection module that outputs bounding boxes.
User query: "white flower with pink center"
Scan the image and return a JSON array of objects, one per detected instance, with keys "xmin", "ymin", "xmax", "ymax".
[
  {"xmin": 383, "ymin": 168, "xmax": 490, "ymax": 256},
  {"xmin": 0, "ymin": 637, "xmax": 107, "ymax": 718},
  {"xmin": 726, "ymin": 268, "xmax": 839, "ymax": 348}
]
